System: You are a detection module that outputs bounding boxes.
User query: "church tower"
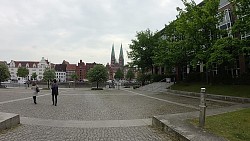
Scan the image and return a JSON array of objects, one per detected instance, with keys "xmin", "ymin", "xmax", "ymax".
[
  {"xmin": 119, "ymin": 43, "xmax": 124, "ymax": 67},
  {"xmin": 111, "ymin": 44, "xmax": 116, "ymax": 66}
]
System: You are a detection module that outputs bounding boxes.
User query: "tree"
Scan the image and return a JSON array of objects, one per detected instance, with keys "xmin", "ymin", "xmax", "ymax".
[
  {"xmin": 71, "ymin": 73, "xmax": 78, "ymax": 89},
  {"xmin": 177, "ymin": 0, "xmax": 221, "ymax": 65},
  {"xmin": 17, "ymin": 67, "xmax": 29, "ymax": 81},
  {"xmin": 128, "ymin": 29, "xmax": 157, "ymax": 74},
  {"xmin": 87, "ymin": 65, "xmax": 108, "ymax": 89},
  {"xmin": 153, "ymin": 20, "xmax": 190, "ymax": 78},
  {"xmin": 0, "ymin": 64, "xmax": 10, "ymax": 86},
  {"xmin": 126, "ymin": 69, "xmax": 135, "ymax": 81},
  {"xmin": 173, "ymin": 0, "xmax": 221, "ymax": 83},
  {"xmin": 31, "ymin": 72, "xmax": 38, "ymax": 80},
  {"xmin": 114, "ymin": 68, "xmax": 124, "ymax": 80},
  {"xmin": 230, "ymin": 0, "xmax": 250, "ymax": 72},
  {"xmin": 208, "ymin": 37, "xmax": 242, "ymax": 67},
  {"xmin": 43, "ymin": 68, "xmax": 56, "ymax": 88},
  {"xmin": 230, "ymin": 0, "xmax": 250, "ymax": 36}
]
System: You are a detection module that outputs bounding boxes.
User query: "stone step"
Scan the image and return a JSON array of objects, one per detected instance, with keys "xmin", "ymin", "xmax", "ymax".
[{"xmin": 0, "ymin": 112, "xmax": 20, "ymax": 131}]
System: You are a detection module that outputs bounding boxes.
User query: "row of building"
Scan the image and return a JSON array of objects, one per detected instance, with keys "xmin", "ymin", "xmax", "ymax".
[{"xmin": 2, "ymin": 44, "xmax": 126, "ymax": 83}]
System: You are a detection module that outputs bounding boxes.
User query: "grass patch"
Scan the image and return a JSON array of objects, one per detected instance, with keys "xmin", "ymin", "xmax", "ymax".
[
  {"xmin": 171, "ymin": 83, "xmax": 250, "ymax": 98},
  {"xmin": 190, "ymin": 108, "xmax": 250, "ymax": 141}
]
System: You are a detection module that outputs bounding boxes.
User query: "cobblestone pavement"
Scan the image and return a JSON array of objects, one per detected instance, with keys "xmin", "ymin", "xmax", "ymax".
[
  {"xmin": 0, "ymin": 87, "xmax": 236, "ymax": 140},
  {"xmin": 0, "ymin": 125, "xmax": 172, "ymax": 141}
]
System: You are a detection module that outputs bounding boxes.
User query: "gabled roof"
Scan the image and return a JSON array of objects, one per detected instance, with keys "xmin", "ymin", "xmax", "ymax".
[
  {"xmin": 14, "ymin": 61, "xmax": 39, "ymax": 68},
  {"xmin": 55, "ymin": 64, "xmax": 67, "ymax": 72},
  {"xmin": 66, "ymin": 64, "xmax": 76, "ymax": 71}
]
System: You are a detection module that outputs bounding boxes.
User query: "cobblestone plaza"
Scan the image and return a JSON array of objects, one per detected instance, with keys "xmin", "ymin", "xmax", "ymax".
[{"xmin": 0, "ymin": 88, "xmax": 234, "ymax": 141}]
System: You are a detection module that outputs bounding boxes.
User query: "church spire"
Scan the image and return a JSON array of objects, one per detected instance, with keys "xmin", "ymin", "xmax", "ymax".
[
  {"xmin": 119, "ymin": 43, "xmax": 124, "ymax": 67},
  {"xmin": 111, "ymin": 43, "xmax": 116, "ymax": 65}
]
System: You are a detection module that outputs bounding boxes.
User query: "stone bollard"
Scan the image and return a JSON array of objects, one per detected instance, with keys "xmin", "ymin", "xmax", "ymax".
[{"xmin": 199, "ymin": 87, "xmax": 206, "ymax": 128}]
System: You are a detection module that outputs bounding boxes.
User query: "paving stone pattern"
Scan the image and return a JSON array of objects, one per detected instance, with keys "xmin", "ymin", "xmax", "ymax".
[
  {"xmin": 0, "ymin": 124, "xmax": 172, "ymax": 141},
  {"xmin": 0, "ymin": 88, "xmax": 236, "ymax": 140}
]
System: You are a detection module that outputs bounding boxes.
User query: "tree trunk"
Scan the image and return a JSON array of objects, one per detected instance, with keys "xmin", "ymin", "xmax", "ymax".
[{"xmin": 97, "ymin": 81, "xmax": 99, "ymax": 88}]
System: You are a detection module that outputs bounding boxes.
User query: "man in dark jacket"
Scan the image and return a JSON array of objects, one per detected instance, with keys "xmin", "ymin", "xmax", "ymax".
[{"xmin": 51, "ymin": 79, "xmax": 59, "ymax": 106}]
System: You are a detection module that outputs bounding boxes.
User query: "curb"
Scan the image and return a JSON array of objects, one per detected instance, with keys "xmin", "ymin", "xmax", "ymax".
[
  {"xmin": 166, "ymin": 89, "xmax": 250, "ymax": 103},
  {"xmin": 152, "ymin": 116, "xmax": 189, "ymax": 141},
  {"xmin": 0, "ymin": 112, "xmax": 20, "ymax": 132}
]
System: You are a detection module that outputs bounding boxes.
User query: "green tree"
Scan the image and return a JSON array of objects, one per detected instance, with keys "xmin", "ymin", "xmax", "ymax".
[
  {"xmin": 31, "ymin": 72, "xmax": 38, "ymax": 80},
  {"xmin": 43, "ymin": 68, "xmax": 56, "ymax": 88},
  {"xmin": 177, "ymin": 0, "xmax": 221, "ymax": 65},
  {"xmin": 17, "ymin": 67, "xmax": 29, "ymax": 80},
  {"xmin": 230, "ymin": 0, "xmax": 250, "ymax": 36},
  {"xmin": 126, "ymin": 69, "xmax": 135, "ymax": 81},
  {"xmin": 208, "ymin": 37, "xmax": 242, "ymax": 67},
  {"xmin": 0, "ymin": 64, "xmax": 10, "ymax": 86},
  {"xmin": 114, "ymin": 68, "xmax": 124, "ymax": 80},
  {"xmin": 174, "ymin": 0, "xmax": 221, "ymax": 83},
  {"xmin": 153, "ymin": 20, "xmax": 190, "ymax": 77},
  {"xmin": 87, "ymin": 65, "xmax": 108, "ymax": 88},
  {"xmin": 128, "ymin": 29, "xmax": 157, "ymax": 74},
  {"xmin": 71, "ymin": 73, "xmax": 78, "ymax": 89},
  {"xmin": 230, "ymin": 0, "xmax": 250, "ymax": 70}
]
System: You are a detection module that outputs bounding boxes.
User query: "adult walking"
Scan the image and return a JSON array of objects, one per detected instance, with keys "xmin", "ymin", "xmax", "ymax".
[
  {"xmin": 31, "ymin": 81, "xmax": 39, "ymax": 104},
  {"xmin": 51, "ymin": 79, "xmax": 59, "ymax": 106}
]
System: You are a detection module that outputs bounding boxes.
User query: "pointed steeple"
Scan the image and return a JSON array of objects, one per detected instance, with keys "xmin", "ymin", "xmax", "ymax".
[
  {"xmin": 111, "ymin": 43, "xmax": 116, "ymax": 65},
  {"xmin": 119, "ymin": 43, "xmax": 124, "ymax": 67},
  {"xmin": 111, "ymin": 43, "xmax": 115, "ymax": 58}
]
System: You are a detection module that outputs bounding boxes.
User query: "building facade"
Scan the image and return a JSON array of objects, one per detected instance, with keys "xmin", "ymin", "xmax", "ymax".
[
  {"xmin": 8, "ymin": 57, "xmax": 51, "ymax": 83},
  {"xmin": 54, "ymin": 64, "xmax": 67, "ymax": 82}
]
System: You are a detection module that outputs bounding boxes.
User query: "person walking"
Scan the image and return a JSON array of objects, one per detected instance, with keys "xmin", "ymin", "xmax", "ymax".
[
  {"xmin": 51, "ymin": 79, "xmax": 59, "ymax": 106},
  {"xmin": 31, "ymin": 82, "xmax": 39, "ymax": 104}
]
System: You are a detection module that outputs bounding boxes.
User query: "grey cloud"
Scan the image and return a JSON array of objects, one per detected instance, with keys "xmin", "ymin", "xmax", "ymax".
[{"xmin": 0, "ymin": 0, "xmax": 202, "ymax": 64}]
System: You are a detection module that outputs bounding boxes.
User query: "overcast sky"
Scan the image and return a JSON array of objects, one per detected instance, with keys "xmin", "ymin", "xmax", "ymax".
[{"xmin": 0, "ymin": 0, "xmax": 202, "ymax": 65}]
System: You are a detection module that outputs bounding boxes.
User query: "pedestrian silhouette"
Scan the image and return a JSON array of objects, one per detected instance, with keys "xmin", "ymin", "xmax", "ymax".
[
  {"xmin": 51, "ymin": 79, "xmax": 59, "ymax": 106},
  {"xmin": 31, "ymin": 82, "xmax": 39, "ymax": 104}
]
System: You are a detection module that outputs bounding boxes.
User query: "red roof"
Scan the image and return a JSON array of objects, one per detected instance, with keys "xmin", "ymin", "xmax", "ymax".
[
  {"xmin": 14, "ymin": 61, "xmax": 39, "ymax": 68},
  {"xmin": 66, "ymin": 64, "xmax": 76, "ymax": 71}
]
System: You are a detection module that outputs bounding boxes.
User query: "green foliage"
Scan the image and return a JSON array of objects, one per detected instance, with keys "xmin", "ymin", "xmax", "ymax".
[
  {"xmin": 128, "ymin": 29, "xmax": 157, "ymax": 73},
  {"xmin": 114, "ymin": 68, "xmax": 124, "ymax": 80},
  {"xmin": 154, "ymin": 21, "xmax": 190, "ymax": 70},
  {"xmin": 208, "ymin": 37, "xmax": 242, "ymax": 66},
  {"xmin": 230, "ymin": 0, "xmax": 250, "ymax": 35},
  {"xmin": 137, "ymin": 72, "xmax": 151, "ymax": 85},
  {"xmin": 87, "ymin": 65, "xmax": 108, "ymax": 88},
  {"xmin": 175, "ymin": 0, "xmax": 221, "ymax": 67},
  {"xmin": 126, "ymin": 69, "xmax": 135, "ymax": 81},
  {"xmin": 31, "ymin": 72, "xmax": 38, "ymax": 80},
  {"xmin": 0, "ymin": 64, "xmax": 10, "ymax": 83},
  {"xmin": 43, "ymin": 68, "xmax": 56, "ymax": 81},
  {"xmin": 17, "ymin": 67, "xmax": 29, "ymax": 78},
  {"xmin": 71, "ymin": 73, "xmax": 78, "ymax": 81}
]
